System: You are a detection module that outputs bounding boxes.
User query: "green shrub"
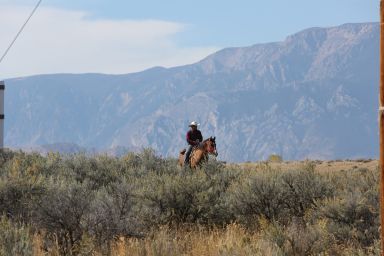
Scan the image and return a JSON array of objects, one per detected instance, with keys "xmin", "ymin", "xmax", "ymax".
[
  {"xmin": 227, "ymin": 168, "xmax": 334, "ymax": 226},
  {"xmin": 267, "ymin": 154, "xmax": 283, "ymax": 163},
  {"xmin": 280, "ymin": 168, "xmax": 334, "ymax": 218},
  {"xmin": 0, "ymin": 149, "xmax": 379, "ymax": 254},
  {"xmin": 320, "ymin": 192, "xmax": 379, "ymax": 247},
  {"xmin": 34, "ymin": 181, "xmax": 95, "ymax": 254},
  {"xmin": 261, "ymin": 219, "xmax": 334, "ymax": 255},
  {"xmin": 0, "ymin": 216, "xmax": 33, "ymax": 256},
  {"xmin": 226, "ymin": 170, "xmax": 286, "ymax": 225},
  {"xmin": 87, "ymin": 180, "xmax": 143, "ymax": 245},
  {"xmin": 0, "ymin": 178, "xmax": 45, "ymax": 221},
  {"xmin": 138, "ymin": 168, "xmax": 233, "ymax": 226},
  {"xmin": 317, "ymin": 168, "xmax": 379, "ymax": 248}
]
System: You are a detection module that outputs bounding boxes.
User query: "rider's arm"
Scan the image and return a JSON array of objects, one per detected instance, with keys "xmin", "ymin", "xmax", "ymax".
[{"xmin": 198, "ymin": 131, "xmax": 203, "ymax": 142}]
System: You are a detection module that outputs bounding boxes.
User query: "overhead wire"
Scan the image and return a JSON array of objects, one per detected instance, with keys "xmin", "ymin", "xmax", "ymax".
[{"xmin": 0, "ymin": 0, "xmax": 43, "ymax": 65}]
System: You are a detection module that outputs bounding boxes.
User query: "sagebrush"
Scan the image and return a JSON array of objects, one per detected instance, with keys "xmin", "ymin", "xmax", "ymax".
[{"xmin": 0, "ymin": 149, "xmax": 379, "ymax": 255}]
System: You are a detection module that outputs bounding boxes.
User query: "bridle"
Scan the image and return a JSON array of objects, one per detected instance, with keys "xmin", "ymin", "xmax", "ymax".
[{"xmin": 206, "ymin": 137, "xmax": 218, "ymax": 157}]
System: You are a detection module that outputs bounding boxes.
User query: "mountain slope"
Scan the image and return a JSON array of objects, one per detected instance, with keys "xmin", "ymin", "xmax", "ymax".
[{"xmin": 4, "ymin": 22, "xmax": 379, "ymax": 161}]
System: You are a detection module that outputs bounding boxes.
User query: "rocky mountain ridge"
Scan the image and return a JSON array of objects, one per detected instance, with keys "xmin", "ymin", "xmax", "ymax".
[{"xmin": 4, "ymin": 22, "xmax": 379, "ymax": 162}]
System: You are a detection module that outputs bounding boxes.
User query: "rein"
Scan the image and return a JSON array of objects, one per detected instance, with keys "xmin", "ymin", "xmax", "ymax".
[
  {"xmin": 201, "ymin": 138, "xmax": 218, "ymax": 156},
  {"xmin": 182, "ymin": 136, "xmax": 218, "ymax": 168}
]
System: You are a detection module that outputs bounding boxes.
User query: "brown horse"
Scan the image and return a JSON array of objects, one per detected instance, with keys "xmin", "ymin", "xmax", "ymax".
[{"xmin": 178, "ymin": 137, "xmax": 218, "ymax": 168}]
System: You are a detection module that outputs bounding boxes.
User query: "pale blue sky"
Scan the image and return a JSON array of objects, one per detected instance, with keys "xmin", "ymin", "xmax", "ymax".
[
  {"xmin": 32, "ymin": 0, "xmax": 379, "ymax": 46},
  {"xmin": 0, "ymin": 0, "xmax": 379, "ymax": 78}
]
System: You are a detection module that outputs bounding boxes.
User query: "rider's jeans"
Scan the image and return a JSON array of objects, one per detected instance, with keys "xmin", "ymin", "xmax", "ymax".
[{"xmin": 184, "ymin": 145, "xmax": 193, "ymax": 164}]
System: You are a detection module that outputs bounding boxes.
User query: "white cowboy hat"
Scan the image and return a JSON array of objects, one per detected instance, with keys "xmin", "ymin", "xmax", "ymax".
[{"xmin": 189, "ymin": 121, "xmax": 200, "ymax": 127}]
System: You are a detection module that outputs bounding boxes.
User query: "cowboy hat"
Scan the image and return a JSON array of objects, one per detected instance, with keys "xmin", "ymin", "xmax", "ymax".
[{"xmin": 189, "ymin": 121, "xmax": 200, "ymax": 127}]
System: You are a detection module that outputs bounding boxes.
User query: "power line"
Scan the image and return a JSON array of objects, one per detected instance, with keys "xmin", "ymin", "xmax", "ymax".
[{"xmin": 0, "ymin": 0, "xmax": 43, "ymax": 65}]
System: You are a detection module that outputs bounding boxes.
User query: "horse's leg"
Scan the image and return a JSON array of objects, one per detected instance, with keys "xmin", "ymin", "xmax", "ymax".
[
  {"xmin": 190, "ymin": 150, "xmax": 204, "ymax": 168},
  {"xmin": 190, "ymin": 151, "xmax": 196, "ymax": 168}
]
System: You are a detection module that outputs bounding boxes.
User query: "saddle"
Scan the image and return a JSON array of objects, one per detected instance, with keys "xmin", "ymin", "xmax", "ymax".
[{"xmin": 180, "ymin": 144, "xmax": 201, "ymax": 155}]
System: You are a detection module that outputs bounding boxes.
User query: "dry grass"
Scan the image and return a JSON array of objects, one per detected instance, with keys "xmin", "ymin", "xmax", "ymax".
[
  {"xmin": 31, "ymin": 222, "xmax": 377, "ymax": 256},
  {"xmin": 31, "ymin": 224, "xmax": 282, "ymax": 256},
  {"xmin": 235, "ymin": 159, "xmax": 378, "ymax": 173},
  {"xmin": 0, "ymin": 151, "xmax": 378, "ymax": 256}
]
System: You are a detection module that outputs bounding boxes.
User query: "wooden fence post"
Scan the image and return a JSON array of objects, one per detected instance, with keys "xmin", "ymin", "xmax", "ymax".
[
  {"xmin": 379, "ymin": 1, "xmax": 384, "ymax": 254},
  {"xmin": 0, "ymin": 81, "xmax": 4, "ymax": 149}
]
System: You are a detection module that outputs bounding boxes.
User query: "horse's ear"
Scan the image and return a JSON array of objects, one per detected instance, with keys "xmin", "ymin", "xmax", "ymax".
[{"xmin": 213, "ymin": 136, "xmax": 216, "ymax": 141}]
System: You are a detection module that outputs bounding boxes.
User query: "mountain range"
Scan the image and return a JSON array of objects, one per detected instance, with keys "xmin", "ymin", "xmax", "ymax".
[{"xmin": 4, "ymin": 22, "xmax": 379, "ymax": 162}]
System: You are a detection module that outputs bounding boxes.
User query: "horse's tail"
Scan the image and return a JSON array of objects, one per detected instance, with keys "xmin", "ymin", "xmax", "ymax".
[{"xmin": 178, "ymin": 149, "xmax": 187, "ymax": 167}]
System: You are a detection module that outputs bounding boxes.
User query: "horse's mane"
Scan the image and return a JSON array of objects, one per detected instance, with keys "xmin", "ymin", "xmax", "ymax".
[
  {"xmin": 203, "ymin": 136, "xmax": 215, "ymax": 143},
  {"xmin": 179, "ymin": 136, "xmax": 217, "ymax": 168}
]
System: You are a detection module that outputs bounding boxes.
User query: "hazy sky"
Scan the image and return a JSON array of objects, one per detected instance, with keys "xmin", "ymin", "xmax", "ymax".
[{"xmin": 0, "ymin": 0, "xmax": 378, "ymax": 79}]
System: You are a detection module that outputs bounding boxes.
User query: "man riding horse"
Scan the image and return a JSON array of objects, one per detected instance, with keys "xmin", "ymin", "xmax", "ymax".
[{"xmin": 184, "ymin": 121, "xmax": 203, "ymax": 166}]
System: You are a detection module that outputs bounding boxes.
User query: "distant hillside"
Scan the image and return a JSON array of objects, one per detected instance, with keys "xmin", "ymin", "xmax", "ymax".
[{"xmin": 4, "ymin": 22, "xmax": 379, "ymax": 162}]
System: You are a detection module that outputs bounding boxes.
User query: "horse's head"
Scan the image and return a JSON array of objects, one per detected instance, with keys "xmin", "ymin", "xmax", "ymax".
[{"xmin": 206, "ymin": 136, "xmax": 218, "ymax": 157}]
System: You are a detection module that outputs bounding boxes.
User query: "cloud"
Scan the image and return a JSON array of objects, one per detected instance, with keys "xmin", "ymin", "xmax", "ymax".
[{"xmin": 0, "ymin": 5, "xmax": 219, "ymax": 79}]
